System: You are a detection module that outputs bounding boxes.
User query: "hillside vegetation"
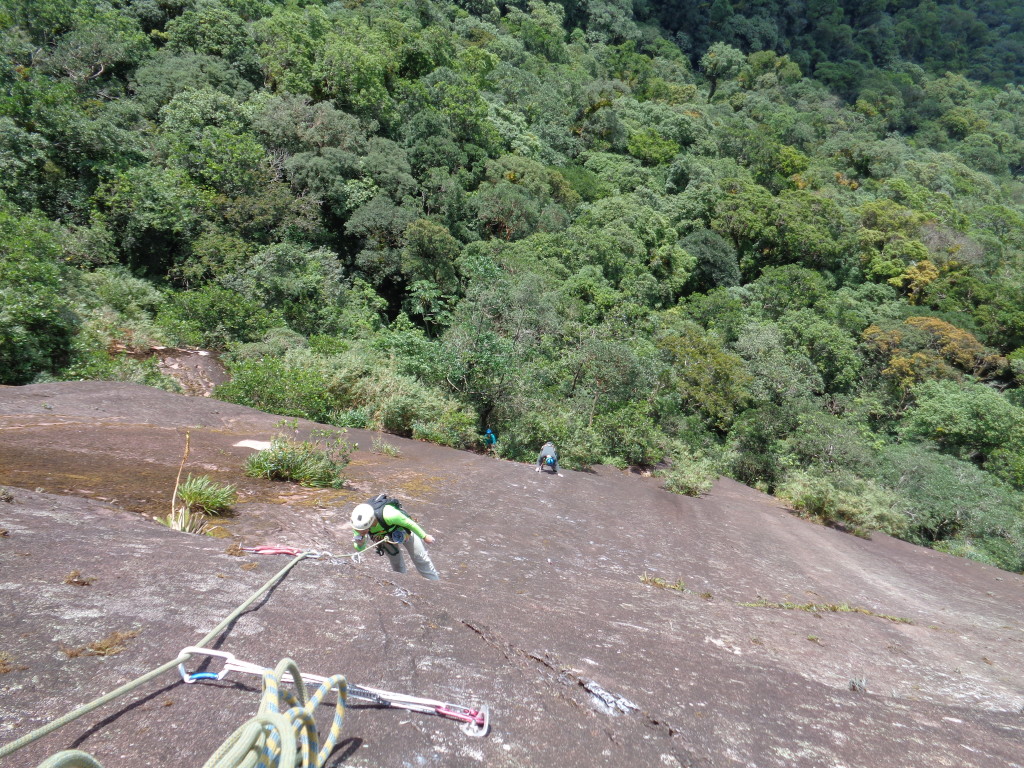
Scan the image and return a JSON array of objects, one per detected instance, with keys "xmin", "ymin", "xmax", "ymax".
[{"xmin": 3, "ymin": 0, "xmax": 1024, "ymax": 570}]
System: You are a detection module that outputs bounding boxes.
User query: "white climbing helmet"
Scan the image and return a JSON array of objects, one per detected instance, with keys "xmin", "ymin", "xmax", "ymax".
[{"xmin": 351, "ymin": 503, "xmax": 375, "ymax": 531}]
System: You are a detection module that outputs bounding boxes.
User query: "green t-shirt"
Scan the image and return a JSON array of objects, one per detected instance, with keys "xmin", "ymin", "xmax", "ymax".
[{"xmin": 353, "ymin": 504, "xmax": 428, "ymax": 551}]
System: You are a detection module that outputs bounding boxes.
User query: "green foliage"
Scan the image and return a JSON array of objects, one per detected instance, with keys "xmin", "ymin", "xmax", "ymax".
[
  {"xmin": 215, "ymin": 355, "xmax": 336, "ymax": 422},
  {"xmin": 155, "ymin": 285, "xmax": 284, "ymax": 349},
  {"xmin": 777, "ymin": 409, "xmax": 876, "ymax": 476},
  {"xmin": 371, "ymin": 435, "xmax": 402, "ymax": 457},
  {"xmin": 680, "ymin": 229, "xmax": 739, "ymax": 293},
  {"xmin": 777, "ymin": 309, "xmax": 862, "ymax": 392},
  {"xmin": 700, "ymin": 42, "xmax": 744, "ymax": 99},
  {"xmin": 747, "ymin": 266, "xmax": 832, "ymax": 319},
  {"xmin": 626, "ymin": 127, "xmax": 679, "ymax": 166},
  {"xmin": 95, "ymin": 166, "xmax": 214, "ymax": 275},
  {"xmin": 473, "ymin": 181, "xmax": 541, "ymax": 241},
  {"xmin": 341, "ymin": 355, "xmax": 479, "ymax": 448},
  {"xmin": 0, "ymin": 205, "xmax": 78, "ymax": 384},
  {"xmin": 504, "ymin": 1, "xmax": 568, "ymax": 62},
  {"xmin": 656, "ymin": 319, "xmax": 750, "ymax": 431},
  {"xmin": 593, "ymin": 402, "xmax": 664, "ymax": 466},
  {"xmin": 164, "ymin": 0, "xmax": 259, "ymax": 78},
  {"xmin": 57, "ymin": 324, "xmax": 179, "ymax": 392},
  {"xmin": 218, "ymin": 346, "xmax": 478, "ymax": 448},
  {"xmin": 985, "ymin": 447, "xmax": 1024, "ymax": 491},
  {"xmin": 870, "ymin": 443, "xmax": 1024, "ymax": 565},
  {"xmin": 401, "ymin": 219, "xmax": 461, "ymax": 332},
  {"xmin": 775, "ymin": 470, "xmax": 908, "ymax": 539},
  {"xmin": 76, "ymin": 267, "xmax": 163, "ymax": 319},
  {"xmin": 250, "ymin": 6, "xmax": 329, "ymax": 95},
  {"xmin": 131, "ymin": 52, "xmax": 255, "ymax": 118},
  {"xmin": 556, "ymin": 164, "xmax": 612, "ymax": 202},
  {"xmin": 661, "ymin": 450, "xmax": 718, "ymax": 497},
  {"xmin": 5, "ymin": 0, "xmax": 1024, "ymax": 576},
  {"xmin": 727, "ymin": 405, "xmax": 794, "ymax": 490},
  {"xmin": 901, "ymin": 379, "xmax": 1024, "ymax": 463},
  {"xmin": 220, "ymin": 243, "xmax": 348, "ymax": 336},
  {"xmin": 175, "ymin": 474, "xmax": 237, "ymax": 516},
  {"xmin": 733, "ymin": 321, "xmax": 823, "ymax": 407},
  {"xmin": 244, "ymin": 435, "xmax": 354, "ymax": 488}
]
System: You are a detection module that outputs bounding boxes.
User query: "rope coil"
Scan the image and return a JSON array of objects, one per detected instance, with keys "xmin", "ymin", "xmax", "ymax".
[
  {"xmin": 4, "ymin": 546, "xmax": 487, "ymax": 768},
  {"xmin": 200, "ymin": 659, "xmax": 348, "ymax": 768}
]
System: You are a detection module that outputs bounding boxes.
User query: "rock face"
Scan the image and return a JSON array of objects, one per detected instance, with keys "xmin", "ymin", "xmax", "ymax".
[{"xmin": 1, "ymin": 381, "xmax": 1023, "ymax": 768}]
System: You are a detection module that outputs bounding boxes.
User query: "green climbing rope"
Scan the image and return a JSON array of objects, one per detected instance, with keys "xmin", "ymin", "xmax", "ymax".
[
  {"xmin": 35, "ymin": 751, "xmax": 104, "ymax": 768},
  {"xmin": 0, "ymin": 552, "xmax": 327, "ymax": 767}
]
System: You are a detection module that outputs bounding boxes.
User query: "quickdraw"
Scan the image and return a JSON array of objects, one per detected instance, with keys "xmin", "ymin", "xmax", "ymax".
[
  {"xmin": 177, "ymin": 647, "xmax": 489, "ymax": 738},
  {"xmin": 241, "ymin": 539, "xmax": 390, "ymax": 563}
]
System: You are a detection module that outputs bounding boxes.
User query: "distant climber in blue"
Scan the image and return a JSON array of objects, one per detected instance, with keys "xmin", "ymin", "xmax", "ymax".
[
  {"xmin": 536, "ymin": 441, "xmax": 561, "ymax": 475},
  {"xmin": 483, "ymin": 428, "xmax": 497, "ymax": 454}
]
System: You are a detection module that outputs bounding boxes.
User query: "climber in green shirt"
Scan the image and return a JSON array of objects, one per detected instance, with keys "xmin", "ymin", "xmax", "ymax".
[{"xmin": 351, "ymin": 495, "xmax": 439, "ymax": 580}]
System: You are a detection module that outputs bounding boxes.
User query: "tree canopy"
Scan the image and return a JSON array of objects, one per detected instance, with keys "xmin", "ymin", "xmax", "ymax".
[{"xmin": 3, "ymin": 0, "xmax": 1024, "ymax": 571}]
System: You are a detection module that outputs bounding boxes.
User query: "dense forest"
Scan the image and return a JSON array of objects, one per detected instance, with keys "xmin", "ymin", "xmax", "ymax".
[{"xmin": 3, "ymin": 0, "xmax": 1024, "ymax": 571}]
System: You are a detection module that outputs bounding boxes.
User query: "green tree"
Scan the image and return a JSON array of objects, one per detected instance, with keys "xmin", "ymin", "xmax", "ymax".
[
  {"xmin": 251, "ymin": 5, "xmax": 330, "ymax": 96},
  {"xmin": 681, "ymin": 228, "xmax": 739, "ymax": 293},
  {"xmin": 733, "ymin": 321, "xmax": 824, "ymax": 407},
  {"xmin": 871, "ymin": 443, "xmax": 1024, "ymax": 572},
  {"xmin": 656, "ymin": 320, "xmax": 750, "ymax": 431},
  {"xmin": 901, "ymin": 379, "xmax": 1024, "ymax": 464},
  {"xmin": 95, "ymin": 165, "xmax": 214, "ymax": 276},
  {"xmin": 130, "ymin": 52, "xmax": 255, "ymax": 118},
  {"xmin": 504, "ymin": 1, "xmax": 568, "ymax": 62},
  {"xmin": 402, "ymin": 218, "xmax": 461, "ymax": 294},
  {"xmin": 41, "ymin": 8, "xmax": 150, "ymax": 86},
  {"xmin": 626, "ymin": 127, "xmax": 679, "ymax": 166},
  {"xmin": 473, "ymin": 181, "xmax": 541, "ymax": 241},
  {"xmin": 220, "ymin": 243, "xmax": 347, "ymax": 336},
  {"xmin": 319, "ymin": 32, "xmax": 395, "ymax": 125},
  {"xmin": 700, "ymin": 42, "xmax": 744, "ymax": 99},
  {"xmin": 163, "ymin": 0, "xmax": 259, "ymax": 81},
  {"xmin": 156, "ymin": 284, "xmax": 284, "ymax": 349},
  {"xmin": 777, "ymin": 309, "xmax": 862, "ymax": 392},
  {"xmin": 0, "ymin": 205, "xmax": 78, "ymax": 383}
]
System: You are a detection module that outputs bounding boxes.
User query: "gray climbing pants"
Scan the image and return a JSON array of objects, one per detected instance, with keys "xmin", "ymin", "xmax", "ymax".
[{"xmin": 386, "ymin": 534, "xmax": 440, "ymax": 580}]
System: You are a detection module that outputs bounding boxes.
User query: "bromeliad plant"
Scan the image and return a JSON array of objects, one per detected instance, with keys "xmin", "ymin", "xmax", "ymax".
[
  {"xmin": 156, "ymin": 506, "xmax": 210, "ymax": 535},
  {"xmin": 159, "ymin": 431, "xmax": 236, "ymax": 534},
  {"xmin": 175, "ymin": 473, "xmax": 238, "ymax": 515}
]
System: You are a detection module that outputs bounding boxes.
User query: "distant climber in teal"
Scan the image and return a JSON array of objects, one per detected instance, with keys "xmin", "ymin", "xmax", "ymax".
[
  {"xmin": 351, "ymin": 495, "xmax": 439, "ymax": 580},
  {"xmin": 483, "ymin": 428, "xmax": 497, "ymax": 454}
]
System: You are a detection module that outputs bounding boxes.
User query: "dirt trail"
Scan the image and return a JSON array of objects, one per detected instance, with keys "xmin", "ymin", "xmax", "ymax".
[{"xmin": 1, "ymin": 382, "xmax": 1023, "ymax": 767}]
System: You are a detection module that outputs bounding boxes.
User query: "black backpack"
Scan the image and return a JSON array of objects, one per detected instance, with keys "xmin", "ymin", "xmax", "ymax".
[
  {"xmin": 367, "ymin": 494, "xmax": 405, "ymax": 531},
  {"xmin": 366, "ymin": 494, "xmax": 412, "ymax": 554}
]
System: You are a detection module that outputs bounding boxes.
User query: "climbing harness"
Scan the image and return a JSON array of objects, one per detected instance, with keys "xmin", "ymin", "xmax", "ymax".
[
  {"xmin": 2, "ymin": 548, "xmax": 489, "ymax": 768},
  {"xmin": 178, "ymin": 647, "xmax": 489, "ymax": 738}
]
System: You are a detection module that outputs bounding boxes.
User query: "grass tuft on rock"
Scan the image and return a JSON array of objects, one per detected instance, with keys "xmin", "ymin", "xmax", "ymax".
[
  {"xmin": 244, "ymin": 436, "xmax": 353, "ymax": 488},
  {"xmin": 176, "ymin": 474, "xmax": 237, "ymax": 516}
]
